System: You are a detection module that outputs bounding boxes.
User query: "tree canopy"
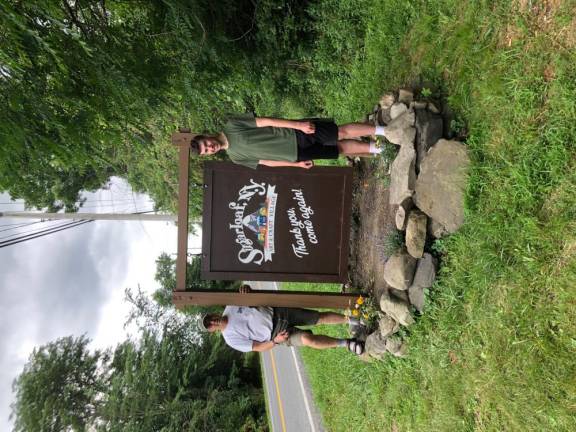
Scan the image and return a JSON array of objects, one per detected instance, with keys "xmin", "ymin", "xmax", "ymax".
[
  {"xmin": 11, "ymin": 291, "xmax": 266, "ymax": 431},
  {"xmin": 0, "ymin": 0, "xmax": 334, "ymax": 216},
  {"xmin": 11, "ymin": 335, "xmax": 105, "ymax": 431}
]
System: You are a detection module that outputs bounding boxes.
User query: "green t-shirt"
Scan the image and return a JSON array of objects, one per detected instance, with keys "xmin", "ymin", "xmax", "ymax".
[{"xmin": 223, "ymin": 113, "xmax": 297, "ymax": 169}]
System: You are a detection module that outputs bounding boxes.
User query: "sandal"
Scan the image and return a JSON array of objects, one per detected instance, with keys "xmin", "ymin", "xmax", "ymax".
[{"xmin": 346, "ymin": 339, "xmax": 365, "ymax": 355}]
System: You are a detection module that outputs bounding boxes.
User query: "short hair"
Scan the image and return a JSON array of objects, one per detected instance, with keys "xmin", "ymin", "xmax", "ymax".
[
  {"xmin": 199, "ymin": 313, "xmax": 218, "ymax": 331},
  {"xmin": 190, "ymin": 135, "xmax": 206, "ymax": 156}
]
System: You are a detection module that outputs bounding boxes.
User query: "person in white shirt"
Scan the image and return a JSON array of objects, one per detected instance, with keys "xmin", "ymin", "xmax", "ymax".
[{"xmin": 200, "ymin": 285, "xmax": 365, "ymax": 355}]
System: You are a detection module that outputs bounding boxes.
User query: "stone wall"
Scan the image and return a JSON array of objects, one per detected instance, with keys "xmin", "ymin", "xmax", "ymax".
[{"xmin": 362, "ymin": 89, "xmax": 470, "ymax": 361}]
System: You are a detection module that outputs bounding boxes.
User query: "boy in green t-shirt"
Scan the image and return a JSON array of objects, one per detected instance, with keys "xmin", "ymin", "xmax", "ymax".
[{"xmin": 190, "ymin": 113, "xmax": 392, "ymax": 169}]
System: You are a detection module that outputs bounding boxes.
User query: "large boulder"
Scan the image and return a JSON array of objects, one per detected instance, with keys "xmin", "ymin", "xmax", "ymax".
[
  {"xmin": 414, "ymin": 139, "xmax": 470, "ymax": 233},
  {"xmin": 390, "ymin": 102, "xmax": 408, "ymax": 120},
  {"xmin": 383, "ymin": 110, "xmax": 416, "ymax": 147},
  {"xmin": 377, "ymin": 109, "xmax": 391, "ymax": 126},
  {"xmin": 379, "ymin": 314, "xmax": 400, "ymax": 338},
  {"xmin": 412, "ymin": 253, "xmax": 437, "ymax": 289},
  {"xmin": 378, "ymin": 93, "xmax": 396, "ymax": 125},
  {"xmin": 414, "ymin": 109, "xmax": 443, "ymax": 173},
  {"xmin": 428, "ymin": 218, "xmax": 449, "ymax": 239},
  {"xmin": 379, "ymin": 293, "xmax": 415, "ymax": 326},
  {"xmin": 405, "ymin": 209, "xmax": 427, "ymax": 258},
  {"xmin": 383, "ymin": 249, "xmax": 417, "ymax": 290},
  {"xmin": 380, "ymin": 93, "xmax": 395, "ymax": 109},
  {"xmin": 365, "ymin": 331, "xmax": 388, "ymax": 360},
  {"xmin": 389, "ymin": 287, "xmax": 410, "ymax": 305},
  {"xmin": 427, "ymin": 102, "xmax": 441, "ymax": 114},
  {"xmin": 389, "ymin": 143, "xmax": 416, "ymax": 206},
  {"xmin": 398, "ymin": 88, "xmax": 414, "ymax": 105},
  {"xmin": 385, "ymin": 337, "xmax": 408, "ymax": 357},
  {"xmin": 408, "ymin": 253, "xmax": 437, "ymax": 312},
  {"xmin": 411, "ymin": 101, "xmax": 428, "ymax": 110},
  {"xmin": 395, "ymin": 197, "xmax": 414, "ymax": 231}
]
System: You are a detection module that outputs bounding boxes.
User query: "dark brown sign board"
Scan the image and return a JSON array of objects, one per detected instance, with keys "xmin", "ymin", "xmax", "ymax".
[
  {"xmin": 201, "ymin": 162, "xmax": 352, "ymax": 283},
  {"xmin": 172, "ymin": 133, "xmax": 359, "ymax": 308}
]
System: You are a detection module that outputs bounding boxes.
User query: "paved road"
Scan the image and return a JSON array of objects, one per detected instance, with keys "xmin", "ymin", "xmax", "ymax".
[{"xmin": 249, "ymin": 281, "xmax": 325, "ymax": 432}]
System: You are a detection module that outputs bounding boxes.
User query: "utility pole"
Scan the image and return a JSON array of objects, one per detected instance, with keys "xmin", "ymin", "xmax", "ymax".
[{"xmin": 0, "ymin": 211, "xmax": 177, "ymax": 222}]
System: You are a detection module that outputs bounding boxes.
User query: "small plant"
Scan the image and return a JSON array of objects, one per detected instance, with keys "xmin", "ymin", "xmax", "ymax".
[
  {"xmin": 380, "ymin": 138, "xmax": 398, "ymax": 164},
  {"xmin": 372, "ymin": 137, "xmax": 397, "ymax": 186},
  {"xmin": 346, "ymin": 295, "xmax": 380, "ymax": 329},
  {"xmin": 382, "ymin": 229, "xmax": 403, "ymax": 256},
  {"xmin": 421, "ymin": 87, "xmax": 433, "ymax": 98},
  {"xmin": 449, "ymin": 117, "xmax": 467, "ymax": 138}
]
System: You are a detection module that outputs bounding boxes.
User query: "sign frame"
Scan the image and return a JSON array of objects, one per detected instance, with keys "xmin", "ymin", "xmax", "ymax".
[
  {"xmin": 200, "ymin": 161, "xmax": 353, "ymax": 283},
  {"xmin": 171, "ymin": 131, "xmax": 359, "ymax": 309}
]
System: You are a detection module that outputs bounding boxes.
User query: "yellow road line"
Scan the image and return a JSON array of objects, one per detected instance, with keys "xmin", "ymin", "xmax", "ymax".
[{"xmin": 269, "ymin": 350, "xmax": 287, "ymax": 432}]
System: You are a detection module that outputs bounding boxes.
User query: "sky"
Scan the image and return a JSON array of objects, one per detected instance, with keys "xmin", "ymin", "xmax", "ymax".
[{"xmin": 0, "ymin": 177, "xmax": 200, "ymax": 430}]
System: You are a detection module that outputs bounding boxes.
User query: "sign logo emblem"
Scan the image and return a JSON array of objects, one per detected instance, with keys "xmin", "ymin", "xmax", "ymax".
[{"xmin": 228, "ymin": 179, "xmax": 277, "ymax": 265}]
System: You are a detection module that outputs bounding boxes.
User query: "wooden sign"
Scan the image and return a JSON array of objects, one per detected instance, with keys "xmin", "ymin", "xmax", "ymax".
[{"xmin": 201, "ymin": 162, "xmax": 352, "ymax": 282}]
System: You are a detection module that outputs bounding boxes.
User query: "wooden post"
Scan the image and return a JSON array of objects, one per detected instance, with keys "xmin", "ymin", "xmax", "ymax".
[
  {"xmin": 173, "ymin": 290, "xmax": 358, "ymax": 309},
  {"xmin": 172, "ymin": 131, "xmax": 193, "ymax": 292}
]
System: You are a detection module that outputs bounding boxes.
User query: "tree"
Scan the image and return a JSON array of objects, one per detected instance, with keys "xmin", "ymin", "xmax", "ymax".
[
  {"xmin": 0, "ymin": 0, "xmax": 325, "ymax": 215},
  {"xmin": 11, "ymin": 293, "xmax": 268, "ymax": 431},
  {"xmin": 11, "ymin": 335, "xmax": 107, "ymax": 432},
  {"xmin": 98, "ymin": 292, "xmax": 266, "ymax": 431},
  {"xmin": 152, "ymin": 252, "xmax": 240, "ymax": 308},
  {"xmin": 0, "ymin": 0, "xmax": 165, "ymax": 210}
]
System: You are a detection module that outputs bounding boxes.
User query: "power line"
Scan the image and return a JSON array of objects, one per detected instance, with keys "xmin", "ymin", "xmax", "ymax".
[
  {"xmin": 0, "ymin": 220, "xmax": 93, "ymax": 249},
  {"xmin": 0, "ymin": 221, "xmax": 45, "ymax": 232},
  {"xmin": 0, "ymin": 211, "xmax": 174, "ymax": 221},
  {"xmin": 0, "ymin": 198, "xmax": 153, "ymax": 206},
  {"xmin": 0, "ymin": 211, "xmax": 160, "ymax": 249},
  {"xmin": 0, "ymin": 220, "xmax": 75, "ymax": 241}
]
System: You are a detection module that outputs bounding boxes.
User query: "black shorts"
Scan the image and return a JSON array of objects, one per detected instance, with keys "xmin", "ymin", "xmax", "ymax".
[
  {"xmin": 271, "ymin": 307, "xmax": 320, "ymax": 335},
  {"xmin": 295, "ymin": 120, "xmax": 339, "ymax": 161}
]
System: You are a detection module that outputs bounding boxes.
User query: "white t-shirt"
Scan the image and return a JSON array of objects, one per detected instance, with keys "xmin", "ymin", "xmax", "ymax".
[{"xmin": 222, "ymin": 306, "xmax": 273, "ymax": 352}]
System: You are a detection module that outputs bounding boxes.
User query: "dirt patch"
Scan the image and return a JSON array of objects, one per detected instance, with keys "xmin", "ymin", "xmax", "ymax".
[
  {"xmin": 347, "ymin": 156, "xmax": 397, "ymax": 299},
  {"xmin": 561, "ymin": 13, "xmax": 576, "ymax": 49},
  {"xmin": 499, "ymin": 0, "xmax": 572, "ymax": 48}
]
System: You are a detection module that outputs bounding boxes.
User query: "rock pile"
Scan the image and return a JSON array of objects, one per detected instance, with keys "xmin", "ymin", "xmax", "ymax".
[{"xmin": 362, "ymin": 89, "xmax": 469, "ymax": 361}]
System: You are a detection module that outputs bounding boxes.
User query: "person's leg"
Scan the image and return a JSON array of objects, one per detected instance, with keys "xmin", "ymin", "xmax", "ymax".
[
  {"xmin": 283, "ymin": 308, "xmax": 361, "ymax": 330},
  {"xmin": 337, "ymin": 139, "xmax": 374, "ymax": 156},
  {"xmin": 300, "ymin": 333, "xmax": 342, "ymax": 349},
  {"xmin": 285, "ymin": 328, "xmax": 365, "ymax": 354},
  {"xmin": 299, "ymin": 333, "xmax": 364, "ymax": 354},
  {"xmin": 317, "ymin": 311, "xmax": 348, "ymax": 325},
  {"xmin": 338, "ymin": 123, "xmax": 384, "ymax": 140}
]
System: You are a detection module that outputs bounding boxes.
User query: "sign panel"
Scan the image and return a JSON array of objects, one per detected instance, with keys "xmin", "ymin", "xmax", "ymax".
[{"xmin": 201, "ymin": 162, "xmax": 352, "ymax": 282}]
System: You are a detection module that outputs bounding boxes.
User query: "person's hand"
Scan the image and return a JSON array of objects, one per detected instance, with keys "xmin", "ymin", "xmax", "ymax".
[
  {"xmin": 239, "ymin": 284, "xmax": 252, "ymax": 293},
  {"xmin": 273, "ymin": 330, "xmax": 289, "ymax": 344},
  {"xmin": 299, "ymin": 122, "xmax": 316, "ymax": 134},
  {"xmin": 297, "ymin": 160, "xmax": 314, "ymax": 169}
]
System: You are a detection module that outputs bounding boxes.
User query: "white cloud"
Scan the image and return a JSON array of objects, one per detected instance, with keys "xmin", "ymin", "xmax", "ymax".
[{"xmin": 0, "ymin": 178, "xmax": 202, "ymax": 430}]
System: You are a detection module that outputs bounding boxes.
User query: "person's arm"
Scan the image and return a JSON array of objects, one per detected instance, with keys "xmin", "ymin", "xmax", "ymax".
[
  {"xmin": 239, "ymin": 284, "xmax": 274, "ymax": 352},
  {"xmin": 239, "ymin": 284, "xmax": 252, "ymax": 293},
  {"xmin": 259, "ymin": 160, "xmax": 314, "ymax": 169},
  {"xmin": 255, "ymin": 117, "xmax": 315, "ymax": 134},
  {"xmin": 252, "ymin": 341, "xmax": 275, "ymax": 352},
  {"xmin": 251, "ymin": 330, "xmax": 290, "ymax": 352}
]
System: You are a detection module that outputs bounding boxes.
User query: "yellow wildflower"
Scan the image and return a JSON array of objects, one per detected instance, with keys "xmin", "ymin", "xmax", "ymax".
[
  {"xmin": 356, "ymin": 296, "xmax": 364, "ymax": 305},
  {"xmin": 352, "ymin": 309, "xmax": 360, "ymax": 317}
]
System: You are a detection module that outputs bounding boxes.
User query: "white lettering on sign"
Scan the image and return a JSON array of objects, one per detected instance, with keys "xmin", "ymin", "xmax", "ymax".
[
  {"xmin": 287, "ymin": 189, "xmax": 318, "ymax": 259},
  {"xmin": 228, "ymin": 179, "xmax": 276, "ymax": 265}
]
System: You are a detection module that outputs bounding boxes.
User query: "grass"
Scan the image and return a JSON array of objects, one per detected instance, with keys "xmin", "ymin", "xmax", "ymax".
[{"xmin": 280, "ymin": 1, "xmax": 576, "ymax": 431}]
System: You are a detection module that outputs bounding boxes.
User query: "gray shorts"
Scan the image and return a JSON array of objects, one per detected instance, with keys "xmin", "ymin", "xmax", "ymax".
[{"xmin": 271, "ymin": 307, "xmax": 320, "ymax": 347}]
